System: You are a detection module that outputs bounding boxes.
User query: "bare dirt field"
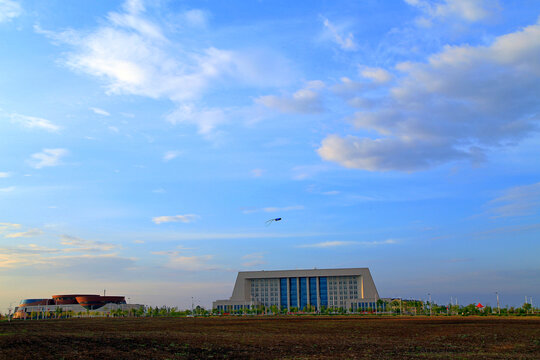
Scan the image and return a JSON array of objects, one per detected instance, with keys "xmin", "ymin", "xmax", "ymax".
[{"xmin": 1, "ymin": 316, "xmax": 539, "ymax": 359}]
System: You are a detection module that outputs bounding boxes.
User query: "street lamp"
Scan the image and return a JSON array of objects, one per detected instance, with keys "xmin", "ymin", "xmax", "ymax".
[
  {"xmin": 496, "ymin": 292, "xmax": 500, "ymax": 315},
  {"xmin": 428, "ymin": 293, "xmax": 432, "ymax": 316},
  {"xmin": 8, "ymin": 303, "xmax": 13, "ymax": 322}
]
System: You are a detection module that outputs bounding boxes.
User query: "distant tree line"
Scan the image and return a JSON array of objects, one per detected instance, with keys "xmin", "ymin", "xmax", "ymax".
[{"xmin": 2, "ymin": 300, "xmax": 538, "ymax": 320}]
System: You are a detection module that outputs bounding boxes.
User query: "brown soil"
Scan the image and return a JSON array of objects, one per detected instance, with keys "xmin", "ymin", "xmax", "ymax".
[{"xmin": 0, "ymin": 316, "xmax": 539, "ymax": 359}]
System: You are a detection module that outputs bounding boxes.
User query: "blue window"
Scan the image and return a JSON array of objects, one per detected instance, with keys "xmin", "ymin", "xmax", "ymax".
[
  {"xmin": 319, "ymin": 277, "xmax": 328, "ymax": 307},
  {"xmin": 299, "ymin": 277, "xmax": 307, "ymax": 310},
  {"xmin": 309, "ymin": 277, "xmax": 317, "ymax": 309},
  {"xmin": 289, "ymin": 278, "xmax": 297, "ymax": 308},
  {"xmin": 280, "ymin": 278, "xmax": 288, "ymax": 309}
]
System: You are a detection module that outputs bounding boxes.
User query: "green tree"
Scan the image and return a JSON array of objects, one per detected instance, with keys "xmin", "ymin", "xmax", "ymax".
[
  {"xmin": 376, "ymin": 299, "xmax": 384, "ymax": 314},
  {"xmin": 390, "ymin": 300, "xmax": 400, "ymax": 315}
]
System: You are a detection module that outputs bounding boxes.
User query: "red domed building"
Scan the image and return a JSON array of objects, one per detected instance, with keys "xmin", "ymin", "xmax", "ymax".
[{"xmin": 12, "ymin": 293, "xmax": 137, "ymax": 319}]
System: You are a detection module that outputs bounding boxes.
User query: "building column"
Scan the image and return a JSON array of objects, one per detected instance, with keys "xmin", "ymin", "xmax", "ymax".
[
  {"xmin": 316, "ymin": 276, "xmax": 321, "ymax": 310},
  {"xmin": 306, "ymin": 278, "xmax": 310, "ymax": 307},
  {"xmin": 278, "ymin": 279, "xmax": 281, "ymax": 310},
  {"xmin": 287, "ymin": 277, "xmax": 290, "ymax": 309},
  {"xmin": 360, "ymin": 275, "xmax": 364, "ymax": 299},
  {"xmin": 296, "ymin": 278, "xmax": 300, "ymax": 309}
]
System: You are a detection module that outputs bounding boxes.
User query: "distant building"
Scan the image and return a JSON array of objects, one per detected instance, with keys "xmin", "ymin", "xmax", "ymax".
[
  {"xmin": 12, "ymin": 293, "xmax": 142, "ymax": 319},
  {"xmin": 213, "ymin": 268, "xmax": 380, "ymax": 312}
]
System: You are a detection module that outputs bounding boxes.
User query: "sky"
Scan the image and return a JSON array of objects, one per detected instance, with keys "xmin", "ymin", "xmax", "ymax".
[{"xmin": 1, "ymin": 0, "xmax": 539, "ymax": 312}]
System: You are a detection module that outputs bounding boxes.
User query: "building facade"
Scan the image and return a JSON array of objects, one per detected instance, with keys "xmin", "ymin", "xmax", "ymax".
[
  {"xmin": 213, "ymin": 268, "xmax": 380, "ymax": 312},
  {"xmin": 12, "ymin": 293, "xmax": 141, "ymax": 319}
]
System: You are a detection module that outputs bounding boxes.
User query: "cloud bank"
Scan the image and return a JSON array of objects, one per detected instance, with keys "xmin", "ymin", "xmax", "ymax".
[
  {"xmin": 11, "ymin": 113, "xmax": 60, "ymax": 132},
  {"xmin": 29, "ymin": 148, "xmax": 68, "ymax": 169},
  {"xmin": 152, "ymin": 214, "xmax": 199, "ymax": 224},
  {"xmin": 319, "ymin": 19, "xmax": 540, "ymax": 171},
  {"xmin": 488, "ymin": 182, "xmax": 540, "ymax": 218},
  {"xmin": 0, "ymin": 0, "xmax": 22, "ymax": 23},
  {"xmin": 38, "ymin": 0, "xmax": 294, "ymax": 135}
]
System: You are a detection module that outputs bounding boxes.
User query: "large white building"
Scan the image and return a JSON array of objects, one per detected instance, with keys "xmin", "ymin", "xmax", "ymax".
[{"xmin": 213, "ymin": 268, "xmax": 380, "ymax": 312}]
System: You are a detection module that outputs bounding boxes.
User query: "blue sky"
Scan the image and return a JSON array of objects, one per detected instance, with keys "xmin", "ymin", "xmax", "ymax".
[{"xmin": 1, "ymin": 0, "xmax": 539, "ymax": 311}]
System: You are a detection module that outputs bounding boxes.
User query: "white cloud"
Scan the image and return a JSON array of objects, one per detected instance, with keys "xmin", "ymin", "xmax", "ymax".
[
  {"xmin": 251, "ymin": 168, "xmax": 264, "ymax": 177},
  {"xmin": 152, "ymin": 250, "xmax": 216, "ymax": 271},
  {"xmin": 4, "ymin": 228, "xmax": 43, "ymax": 238},
  {"xmin": 318, "ymin": 135, "xmax": 466, "ymax": 172},
  {"xmin": 0, "ymin": 186, "xmax": 15, "ymax": 192},
  {"xmin": 321, "ymin": 16, "xmax": 357, "ymax": 51},
  {"xmin": 292, "ymin": 164, "xmax": 330, "ymax": 180},
  {"xmin": 90, "ymin": 107, "xmax": 111, "ymax": 116},
  {"xmin": 152, "ymin": 214, "xmax": 199, "ymax": 224},
  {"xmin": 405, "ymin": 0, "xmax": 500, "ymax": 23},
  {"xmin": 37, "ymin": 1, "xmax": 294, "ymax": 134},
  {"xmin": 256, "ymin": 81, "xmax": 325, "ymax": 114},
  {"xmin": 297, "ymin": 239, "xmax": 397, "ymax": 248},
  {"xmin": 297, "ymin": 241, "xmax": 356, "ymax": 248},
  {"xmin": 29, "ymin": 148, "xmax": 68, "ymax": 169},
  {"xmin": 180, "ymin": 9, "xmax": 209, "ymax": 28},
  {"xmin": 0, "ymin": 172, "xmax": 10, "ymax": 178},
  {"xmin": 0, "ymin": 222, "xmax": 21, "ymax": 231},
  {"xmin": 488, "ymin": 182, "xmax": 540, "ymax": 218},
  {"xmin": 129, "ymin": 231, "xmax": 328, "ymax": 241},
  {"xmin": 330, "ymin": 77, "xmax": 381, "ymax": 109},
  {"xmin": 331, "ymin": 77, "xmax": 366, "ymax": 95},
  {"xmin": 41, "ymin": 14, "xmax": 206, "ymax": 99},
  {"xmin": 319, "ymin": 19, "xmax": 540, "ymax": 171},
  {"xmin": 60, "ymin": 234, "xmax": 117, "ymax": 252},
  {"xmin": 0, "ymin": 243, "xmax": 130, "ymax": 270},
  {"xmin": 360, "ymin": 66, "xmax": 393, "ymax": 84},
  {"xmin": 0, "ymin": 246, "xmax": 56, "ymax": 268},
  {"xmin": 163, "ymin": 150, "xmax": 181, "ymax": 162},
  {"xmin": 10, "ymin": 113, "xmax": 60, "ymax": 132},
  {"xmin": 123, "ymin": 0, "xmax": 144, "ymax": 13},
  {"xmin": 0, "ymin": 231, "xmax": 125, "ymax": 271},
  {"xmin": 0, "ymin": 0, "xmax": 22, "ymax": 23},
  {"xmin": 166, "ymin": 104, "xmax": 226, "ymax": 135},
  {"xmin": 242, "ymin": 252, "xmax": 266, "ymax": 267}
]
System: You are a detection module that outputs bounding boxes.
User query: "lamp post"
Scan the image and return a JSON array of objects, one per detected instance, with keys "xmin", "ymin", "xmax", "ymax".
[
  {"xmin": 496, "ymin": 292, "xmax": 500, "ymax": 315},
  {"xmin": 428, "ymin": 293, "xmax": 432, "ymax": 316}
]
